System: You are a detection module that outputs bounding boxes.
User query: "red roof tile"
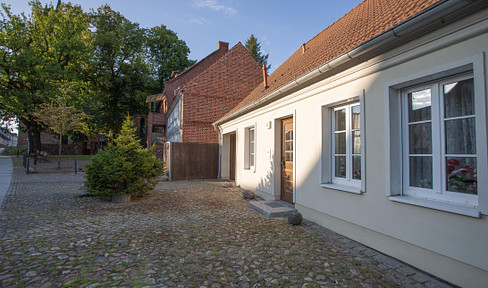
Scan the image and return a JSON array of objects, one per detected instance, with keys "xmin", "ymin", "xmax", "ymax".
[{"xmin": 224, "ymin": 0, "xmax": 442, "ymax": 117}]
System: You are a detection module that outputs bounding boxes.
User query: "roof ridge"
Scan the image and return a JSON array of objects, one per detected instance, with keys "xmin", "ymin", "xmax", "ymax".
[
  {"xmin": 166, "ymin": 45, "xmax": 228, "ymax": 84},
  {"xmin": 184, "ymin": 42, "xmax": 260, "ymax": 89}
]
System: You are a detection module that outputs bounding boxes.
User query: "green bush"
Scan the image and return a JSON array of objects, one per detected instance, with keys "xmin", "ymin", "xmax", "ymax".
[{"xmin": 84, "ymin": 116, "xmax": 164, "ymax": 198}]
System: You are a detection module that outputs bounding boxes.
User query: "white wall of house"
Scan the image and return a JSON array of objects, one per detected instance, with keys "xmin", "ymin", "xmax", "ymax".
[
  {"xmin": 167, "ymin": 96, "xmax": 182, "ymax": 142},
  {"xmin": 218, "ymin": 11, "xmax": 488, "ymax": 288}
]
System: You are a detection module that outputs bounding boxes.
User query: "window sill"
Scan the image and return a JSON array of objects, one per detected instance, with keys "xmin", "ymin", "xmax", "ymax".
[
  {"xmin": 389, "ymin": 196, "xmax": 480, "ymax": 218},
  {"xmin": 320, "ymin": 183, "xmax": 363, "ymax": 195}
]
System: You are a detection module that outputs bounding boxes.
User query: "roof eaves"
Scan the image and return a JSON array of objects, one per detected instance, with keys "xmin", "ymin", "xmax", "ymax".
[{"xmin": 214, "ymin": 0, "xmax": 477, "ymax": 126}]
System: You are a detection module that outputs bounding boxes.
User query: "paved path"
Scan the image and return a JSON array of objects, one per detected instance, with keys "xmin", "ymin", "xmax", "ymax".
[
  {"xmin": 0, "ymin": 155, "xmax": 13, "ymax": 208},
  {"xmin": 0, "ymin": 161, "xmax": 453, "ymax": 288}
]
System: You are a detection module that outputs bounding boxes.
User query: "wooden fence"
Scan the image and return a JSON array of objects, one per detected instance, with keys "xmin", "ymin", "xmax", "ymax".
[{"xmin": 166, "ymin": 142, "xmax": 219, "ymax": 180}]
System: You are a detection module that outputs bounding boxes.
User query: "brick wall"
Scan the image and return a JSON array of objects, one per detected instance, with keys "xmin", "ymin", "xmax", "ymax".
[
  {"xmin": 181, "ymin": 43, "xmax": 262, "ymax": 143},
  {"xmin": 164, "ymin": 41, "xmax": 229, "ymax": 109}
]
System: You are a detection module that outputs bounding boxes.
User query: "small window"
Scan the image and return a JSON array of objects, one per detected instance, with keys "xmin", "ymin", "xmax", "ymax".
[
  {"xmin": 249, "ymin": 128, "xmax": 255, "ymax": 169},
  {"xmin": 332, "ymin": 103, "xmax": 361, "ymax": 186},
  {"xmin": 321, "ymin": 92, "xmax": 364, "ymax": 194},
  {"xmin": 244, "ymin": 126, "xmax": 256, "ymax": 171}
]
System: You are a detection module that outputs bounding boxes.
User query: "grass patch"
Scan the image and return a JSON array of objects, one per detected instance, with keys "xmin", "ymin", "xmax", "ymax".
[{"xmin": 1, "ymin": 146, "xmax": 27, "ymax": 155}]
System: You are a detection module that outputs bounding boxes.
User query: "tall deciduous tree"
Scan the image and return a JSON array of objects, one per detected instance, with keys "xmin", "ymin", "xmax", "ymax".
[
  {"xmin": 90, "ymin": 5, "xmax": 151, "ymax": 134},
  {"xmin": 245, "ymin": 34, "xmax": 270, "ymax": 70},
  {"xmin": 0, "ymin": 1, "xmax": 92, "ymax": 153},
  {"xmin": 146, "ymin": 25, "xmax": 195, "ymax": 92}
]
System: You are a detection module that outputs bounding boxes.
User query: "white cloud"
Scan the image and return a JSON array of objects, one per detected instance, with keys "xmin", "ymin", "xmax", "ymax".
[
  {"xmin": 262, "ymin": 35, "xmax": 271, "ymax": 46},
  {"xmin": 194, "ymin": 0, "xmax": 237, "ymax": 15},
  {"xmin": 189, "ymin": 15, "xmax": 209, "ymax": 26}
]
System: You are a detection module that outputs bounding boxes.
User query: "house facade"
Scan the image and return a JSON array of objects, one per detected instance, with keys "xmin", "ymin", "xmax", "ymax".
[
  {"xmin": 166, "ymin": 42, "xmax": 262, "ymax": 144},
  {"xmin": 214, "ymin": 0, "xmax": 488, "ymax": 287},
  {"xmin": 146, "ymin": 41, "xmax": 234, "ymax": 150}
]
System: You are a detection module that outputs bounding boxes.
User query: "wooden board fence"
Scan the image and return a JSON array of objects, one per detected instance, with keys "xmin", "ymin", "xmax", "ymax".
[{"xmin": 166, "ymin": 142, "xmax": 219, "ymax": 180}]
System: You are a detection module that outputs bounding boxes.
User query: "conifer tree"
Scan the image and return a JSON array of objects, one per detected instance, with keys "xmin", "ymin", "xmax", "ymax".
[{"xmin": 245, "ymin": 34, "xmax": 270, "ymax": 70}]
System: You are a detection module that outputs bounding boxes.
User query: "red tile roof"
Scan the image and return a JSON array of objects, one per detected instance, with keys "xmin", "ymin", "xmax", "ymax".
[{"xmin": 224, "ymin": 0, "xmax": 442, "ymax": 117}]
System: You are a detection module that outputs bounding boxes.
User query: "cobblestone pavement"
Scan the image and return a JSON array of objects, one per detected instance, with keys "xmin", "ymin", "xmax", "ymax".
[{"xmin": 0, "ymin": 158, "xmax": 453, "ymax": 288}]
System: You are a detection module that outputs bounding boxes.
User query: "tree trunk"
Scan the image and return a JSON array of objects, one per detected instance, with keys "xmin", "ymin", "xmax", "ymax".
[
  {"xmin": 58, "ymin": 133, "xmax": 62, "ymax": 170},
  {"xmin": 27, "ymin": 123, "xmax": 42, "ymax": 155}
]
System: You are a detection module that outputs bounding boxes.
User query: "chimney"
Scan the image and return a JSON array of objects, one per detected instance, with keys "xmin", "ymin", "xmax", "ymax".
[
  {"xmin": 262, "ymin": 64, "xmax": 268, "ymax": 89},
  {"xmin": 218, "ymin": 41, "xmax": 229, "ymax": 51},
  {"xmin": 301, "ymin": 43, "xmax": 306, "ymax": 54}
]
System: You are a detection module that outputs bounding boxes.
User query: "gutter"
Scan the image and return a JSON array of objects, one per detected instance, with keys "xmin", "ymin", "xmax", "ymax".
[{"xmin": 214, "ymin": 0, "xmax": 481, "ymax": 127}]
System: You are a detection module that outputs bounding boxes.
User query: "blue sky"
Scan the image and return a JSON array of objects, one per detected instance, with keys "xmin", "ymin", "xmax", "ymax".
[{"xmin": 3, "ymin": 0, "xmax": 363, "ymax": 72}]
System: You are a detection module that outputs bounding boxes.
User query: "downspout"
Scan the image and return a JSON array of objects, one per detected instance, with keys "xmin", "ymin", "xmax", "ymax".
[{"xmin": 214, "ymin": 0, "xmax": 480, "ymax": 126}]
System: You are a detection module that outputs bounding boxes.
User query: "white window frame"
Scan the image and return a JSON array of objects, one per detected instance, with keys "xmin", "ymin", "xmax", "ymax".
[
  {"xmin": 386, "ymin": 54, "xmax": 487, "ymax": 217},
  {"xmin": 331, "ymin": 103, "xmax": 362, "ymax": 187},
  {"xmin": 321, "ymin": 91, "xmax": 365, "ymax": 194},
  {"xmin": 244, "ymin": 125, "xmax": 256, "ymax": 171},
  {"xmin": 249, "ymin": 127, "xmax": 255, "ymax": 171},
  {"xmin": 401, "ymin": 74, "xmax": 478, "ymax": 207}
]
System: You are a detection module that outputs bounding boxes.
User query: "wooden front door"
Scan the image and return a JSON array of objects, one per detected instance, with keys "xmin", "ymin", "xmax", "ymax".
[
  {"xmin": 281, "ymin": 117, "xmax": 294, "ymax": 203},
  {"xmin": 229, "ymin": 133, "xmax": 236, "ymax": 180}
]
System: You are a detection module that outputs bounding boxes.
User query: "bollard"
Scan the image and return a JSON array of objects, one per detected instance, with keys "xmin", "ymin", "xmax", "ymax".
[
  {"xmin": 23, "ymin": 153, "xmax": 26, "ymax": 168},
  {"xmin": 74, "ymin": 158, "xmax": 77, "ymax": 175},
  {"xmin": 26, "ymin": 158, "xmax": 29, "ymax": 174},
  {"xmin": 34, "ymin": 151, "xmax": 37, "ymax": 166}
]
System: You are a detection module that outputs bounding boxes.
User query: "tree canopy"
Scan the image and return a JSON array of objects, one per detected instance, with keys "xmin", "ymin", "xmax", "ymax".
[
  {"xmin": 245, "ymin": 34, "xmax": 270, "ymax": 71},
  {"xmin": 0, "ymin": 1, "xmax": 92, "ymax": 152},
  {"xmin": 0, "ymin": 1, "xmax": 195, "ymax": 150}
]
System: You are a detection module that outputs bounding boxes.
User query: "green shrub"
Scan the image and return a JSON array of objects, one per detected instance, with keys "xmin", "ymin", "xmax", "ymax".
[{"xmin": 84, "ymin": 116, "xmax": 164, "ymax": 198}]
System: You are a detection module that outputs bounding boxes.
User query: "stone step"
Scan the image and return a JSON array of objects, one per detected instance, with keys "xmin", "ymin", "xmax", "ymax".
[{"xmin": 249, "ymin": 200, "xmax": 297, "ymax": 218}]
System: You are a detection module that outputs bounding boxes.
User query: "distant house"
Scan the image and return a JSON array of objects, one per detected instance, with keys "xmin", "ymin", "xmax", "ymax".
[
  {"xmin": 146, "ymin": 41, "xmax": 262, "ymax": 149},
  {"xmin": 214, "ymin": 0, "xmax": 488, "ymax": 287},
  {"xmin": 0, "ymin": 130, "xmax": 9, "ymax": 148}
]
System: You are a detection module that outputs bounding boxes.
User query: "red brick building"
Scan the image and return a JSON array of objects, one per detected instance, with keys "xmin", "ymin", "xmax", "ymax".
[{"xmin": 146, "ymin": 41, "xmax": 262, "ymax": 147}]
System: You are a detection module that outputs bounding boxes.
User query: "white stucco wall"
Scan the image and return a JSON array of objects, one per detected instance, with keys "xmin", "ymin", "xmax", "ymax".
[{"xmin": 218, "ymin": 11, "xmax": 488, "ymax": 288}]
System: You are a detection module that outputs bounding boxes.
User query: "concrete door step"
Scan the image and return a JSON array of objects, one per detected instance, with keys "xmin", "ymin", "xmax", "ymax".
[{"xmin": 249, "ymin": 200, "xmax": 297, "ymax": 218}]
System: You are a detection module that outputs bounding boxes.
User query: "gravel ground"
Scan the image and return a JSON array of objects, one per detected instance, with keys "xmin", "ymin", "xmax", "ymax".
[{"xmin": 0, "ymin": 158, "xmax": 453, "ymax": 288}]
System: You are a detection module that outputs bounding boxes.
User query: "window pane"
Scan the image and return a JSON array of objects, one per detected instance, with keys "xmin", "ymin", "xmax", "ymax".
[
  {"xmin": 409, "ymin": 123, "xmax": 432, "ymax": 154},
  {"xmin": 285, "ymin": 152, "xmax": 293, "ymax": 162},
  {"xmin": 408, "ymin": 89, "xmax": 431, "ymax": 122},
  {"xmin": 446, "ymin": 157, "xmax": 477, "ymax": 195},
  {"xmin": 409, "ymin": 156, "xmax": 432, "ymax": 189},
  {"xmin": 352, "ymin": 156, "xmax": 361, "ymax": 180},
  {"xmin": 250, "ymin": 153, "xmax": 254, "ymax": 167},
  {"xmin": 445, "ymin": 118, "xmax": 476, "ymax": 155},
  {"xmin": 335, "ymin": 109, "xmax": 346, "ymax": 131},
  {"xmin": 249, "ymin": 129, "xmax": 254, "ymax": 141},
  {"xmin": 285, "ymin": 131, "xmax": 291, "ymax": 141},
  {"xmin": 335, "ymin": 132, "xmax": 346, "ymax": 154},
  {"xmin": 444, "ymin": 78, "xmax": 474, "ymax": 118},
  {"xmin": 352, "ymin": 131, "xmax": 361, "ymax": 154},
  {"xmin": 335, "ymin": 156, "xmax": 346, "ymax": 178},
  {"xmin": 285, "ymin": 141, "xmax": 291, "ymax": 152},
  {"xmin": 352, "ymin": 105, "xmax": 360, "ymax": 129},
  {"xmin": 250, "ymin": 142, "xmax": 254, "ymax": 154}
]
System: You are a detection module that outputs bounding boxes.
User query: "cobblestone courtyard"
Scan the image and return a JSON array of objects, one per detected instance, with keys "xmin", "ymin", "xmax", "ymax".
[{"xmin": 0, "ymin": 159, "xmax": 452, "ymax": 287}]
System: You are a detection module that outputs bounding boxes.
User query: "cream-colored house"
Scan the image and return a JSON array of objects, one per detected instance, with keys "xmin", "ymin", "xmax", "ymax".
[{"xmin": 214, "ymin": 0, "xmax": 488, "ymax": 286}]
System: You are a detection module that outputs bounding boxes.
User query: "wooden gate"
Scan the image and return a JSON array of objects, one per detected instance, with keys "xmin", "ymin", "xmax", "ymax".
[{"xmin": 166, "ymin": 142, "xmax": 219, "ymax": 180}]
